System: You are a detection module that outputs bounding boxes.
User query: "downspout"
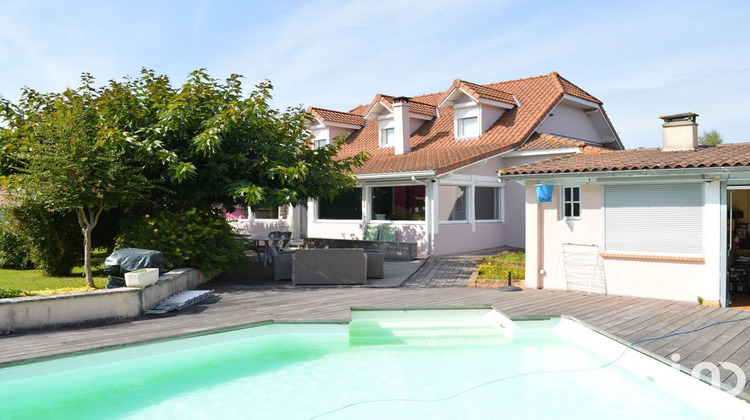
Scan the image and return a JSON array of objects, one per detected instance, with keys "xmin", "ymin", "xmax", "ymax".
[
  {"xmin": 537, "ymin": 197, "xmax": 544, "ymax": 289},
  {"xmin": 412, "ymin": 176, "xmax": 432, "ymax": 255}
]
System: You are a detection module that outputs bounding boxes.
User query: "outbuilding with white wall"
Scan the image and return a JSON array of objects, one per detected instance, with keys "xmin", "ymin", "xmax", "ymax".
[{"xmin": 501, "ymin": 113, "xmax": 750, "ymax": 307}]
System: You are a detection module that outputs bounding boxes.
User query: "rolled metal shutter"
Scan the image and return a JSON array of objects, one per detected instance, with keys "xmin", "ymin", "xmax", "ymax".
[{"xmin": 603, "ymin": 183, "xmax": 703, "ymax": 255}]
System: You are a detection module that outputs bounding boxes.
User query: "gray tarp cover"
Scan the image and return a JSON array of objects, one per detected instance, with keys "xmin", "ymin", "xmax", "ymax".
[{"xmin": 104, "ymin": 248, "xmax": 165, "ymax": 288}]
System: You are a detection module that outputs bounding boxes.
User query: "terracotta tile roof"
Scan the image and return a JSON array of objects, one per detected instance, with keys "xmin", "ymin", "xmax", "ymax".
[
  {"xmin": 501, "ymin": 142, "xmax": 750, "ymax": 176},
  {"xmin": 518, "ymin": 133, "xmax": 616, "ymax": 154},
  {"xmin": 364, "ymin": 94, "xmax": 438, "ymax": 117},
  {"xmin": 313, "ymin": 72, "xmax": 616, "ymax": 176},
  {"xmin": 307, "ymin": 107, "xmax": 364, "ymax": 127},
  {"xmin": 442, "ymin": 79, "xmax": 516, "ymax": 106},
  {"xmin": 553, "ymin": 72, "xmax": 601, "ymax": 104}
]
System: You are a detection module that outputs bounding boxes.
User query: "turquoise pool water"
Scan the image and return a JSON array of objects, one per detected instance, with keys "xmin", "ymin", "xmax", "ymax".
[{"xmin": 0, "ymin": 309, "xmax": 745, "ymax": 419}]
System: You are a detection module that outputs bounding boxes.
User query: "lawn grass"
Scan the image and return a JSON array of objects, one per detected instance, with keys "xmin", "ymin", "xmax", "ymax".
[
  {"xmin": 0, "ymin": 250, "xmax": 109, "ymax": 297},
  {"xmin": 477, "ymin": 250, "xmax": 525, "ymax": 280}
]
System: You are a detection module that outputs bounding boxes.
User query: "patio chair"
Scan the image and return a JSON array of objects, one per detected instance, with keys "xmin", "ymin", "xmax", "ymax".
[
  {"xmin": 267, "ymin": 231, "xmax": 283, "ymax": 262},
  {"xmin": 278, "ymin": 231, "xmax": 293, "ymax": 252},
  {"xmin": 363, "ymin": 242, "xmax": 386, "ymax": 279},
  {"xmin": 268, "ymin": 245, "xmax": 293, "ymax": 281},
  {"xmin": 379, "ymin": 225, "xmax": 398, "ymax": 242}
]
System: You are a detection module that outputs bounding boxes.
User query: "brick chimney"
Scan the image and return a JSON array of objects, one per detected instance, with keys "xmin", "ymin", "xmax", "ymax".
[
  {"xmin": 659, "ymin": 112, "xmax": 699, "ymax": 151},
  {"xmin": 392, "ymin": 96, "xmax": 411, "ymax": 155}
]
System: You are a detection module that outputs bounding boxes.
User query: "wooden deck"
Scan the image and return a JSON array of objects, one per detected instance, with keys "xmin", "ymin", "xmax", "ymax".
[{"xmin": 2, "ymin": 275, "xmax": 750, "ymax": 400}]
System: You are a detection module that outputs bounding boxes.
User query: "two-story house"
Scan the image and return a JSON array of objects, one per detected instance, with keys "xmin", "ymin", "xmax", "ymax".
[{"xmin": 232, "ymin": 72, "xmax": 623, "ymax": 256}]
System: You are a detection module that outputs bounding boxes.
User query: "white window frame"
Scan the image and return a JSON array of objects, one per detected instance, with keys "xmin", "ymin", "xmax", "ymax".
[
  {"xmin": 439, "ymin": 184, "xmax": 468, "ymax": 223},
  {"xmin": 474, "ymin": 185, "xmax": 504, "ymax": 222},
  {"xmin": 561, "ymin": 185, "xmax": 582, "ymax": 220},
  {"xmin": 313, "ymin": 138, "xmax": 328, "ymax": 149},
  {"xmin": 379, "ymin": 119, "xmax": 395, "ymax": 148},
  {"xmin": 458, "ymin": 116, "xmax": 479, "ymax": 139},
  {"xmin": 454, "ymin": 105, "xmax": 480, "ymax": 140}
]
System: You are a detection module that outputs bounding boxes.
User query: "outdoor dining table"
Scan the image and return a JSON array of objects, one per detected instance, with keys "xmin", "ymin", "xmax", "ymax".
[{"xmin": 238, "ymin": 235, "xmax": 275, "ymax": 267}]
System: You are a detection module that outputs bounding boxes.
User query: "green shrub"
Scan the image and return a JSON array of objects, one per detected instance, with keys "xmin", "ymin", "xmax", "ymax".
[
  {"xmin": 117, "ymin": 207, "xmax": 248, "ymax": 272},
  {"xmin": 0, "ymin": 218, "xmax": 34, "ymax": 269},
  {"xmin": 5, "ymin": 201, "xmax": 83, "ymax": 276},
  {"xmin": 0, "ymin": 288, "xmax": 33, "ymax": 298}
]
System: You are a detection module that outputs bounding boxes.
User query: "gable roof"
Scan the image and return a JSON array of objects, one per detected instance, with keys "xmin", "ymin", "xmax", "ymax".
[
  {"xmin": 501, "ymin": 142, "xmax": 750, "ymax": 176},
  {"xmin": 314, "ymin": 72, "xmax": 619, "ymax": 176},
  {"xmin": 307, "ymin": 107, "xmax": 364, "ymax": 127},
  {"xmin": 439, "ymin": 79, "xmax": 516, "ymax": 106},
  {"xmin": 365, "ymin": 94, "xmax": 438, "ymax": 118}
]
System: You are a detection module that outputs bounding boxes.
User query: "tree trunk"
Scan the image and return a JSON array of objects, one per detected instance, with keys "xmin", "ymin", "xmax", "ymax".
[
  {"xmin": 83, "ymin": 225, "xmax": 94, "ymax": 288},
  {"xmin": 76, "ymin": 204, "xmax": 103, "ymax": 288}
]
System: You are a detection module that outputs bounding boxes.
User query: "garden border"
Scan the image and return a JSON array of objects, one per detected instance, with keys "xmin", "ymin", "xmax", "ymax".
[{"xmin": 0, "ymin": 268, "xmax": 214, "ymax": 333}]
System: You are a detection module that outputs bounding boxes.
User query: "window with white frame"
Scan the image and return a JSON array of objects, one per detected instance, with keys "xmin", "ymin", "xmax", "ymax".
[
  {"xmin": 370, "ymin": 185, "xmax": 426, "ymax": 221},
  {"xmin": 318, "ymin": 188, "xmax": 362, "ymax": 220},
  {"xmin": 561, "ymin": 186, "xmax": 581, "ymax": 219},
  {"xmin": 475, "ymin": 186, "xmax": 502, "ymax": 221},
  {"xmin": 381, "ymin": 128, "xmax": 394, "ymax": 147},
  {"xmin": 313, "ymin": 138, "xmax": 327, "ymax": 149},
  {"xmin": 379, "ymin": 119, "xmax": 395, "ymax": 147},
  {"xmin": 439, "ymin": 185, "xmax": 467, "ymax": 221},
  {"xmin": 454, "ymin": 106, "xmax": 480, "ymax": 140},
  {"xmin": 458, "ymin": 116, "xmax": 479, "ymax": 139}
]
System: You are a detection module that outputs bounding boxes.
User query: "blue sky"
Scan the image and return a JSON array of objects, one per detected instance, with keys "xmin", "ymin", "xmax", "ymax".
[{"xmin": 1, "ymin": 0, "xmax": 748, "ymax": 148}]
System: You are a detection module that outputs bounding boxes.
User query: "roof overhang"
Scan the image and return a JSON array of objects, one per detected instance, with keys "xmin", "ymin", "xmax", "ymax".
[
  {"xmin": 438, "ymin": 88, "xmax": 476, "ymax": 108},
  {"xmin": 324, "ymin": 121, "xmax": 363, "ymax": 130},
  {"xmin": 410, "ymin": 113, "xmax": 433, "ymax": 121},
  {"xmin": 499, "ymin": 166, "xmax": 750, "ymax": 186},
  {"xmin": 478, "ymin": 98, "xmax": 516, "ymax": 110},
  {"xmin": 502, "ymin": 147, "xmax": 582, "ymax": 158},
  {"xmin": 364, "ymin": 101, "xmax": 392, "ymax": 120},
  {"xmin": 357, "ymin": 170, "xmax": 436, "ymax": 182}
]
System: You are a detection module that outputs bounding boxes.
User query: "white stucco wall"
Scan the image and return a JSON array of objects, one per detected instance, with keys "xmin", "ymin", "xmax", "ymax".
[
  {"xmin": 329, "ymin": 126, "xmax": 351, "ymax": 141},
  {"xmin": 229, "ymin": 219, "xmax": 293, "ymax": 236},
  {"xmin": 524, "ymin": 181, "xmax": 713, "ymax": 303},
  {"xmin": 305, "ymin": 220, "xmax": 363, "ymax": 241}
]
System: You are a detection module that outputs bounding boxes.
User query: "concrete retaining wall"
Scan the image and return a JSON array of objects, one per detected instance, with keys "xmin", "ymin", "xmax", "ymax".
[
  {"xmin": 303, "ymin": 238, "xmax": 417, "ymax": 261},
  {"xmin": 0, "ymin": 268, "xmax": 213, "ymax": 333}
]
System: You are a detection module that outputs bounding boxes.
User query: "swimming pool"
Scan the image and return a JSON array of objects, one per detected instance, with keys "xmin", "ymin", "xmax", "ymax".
[{"xmin": 0, "ymin": 308, "xmax": 747, "ymax": 419}]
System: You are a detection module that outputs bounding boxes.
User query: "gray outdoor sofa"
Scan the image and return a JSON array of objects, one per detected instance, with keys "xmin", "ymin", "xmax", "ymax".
[{"xmin": 291, "ymin": 249, "xmax": 368, "ymax": 285}]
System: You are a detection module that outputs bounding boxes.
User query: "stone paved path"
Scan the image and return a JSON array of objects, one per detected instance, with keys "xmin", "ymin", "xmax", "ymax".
[{"xmin": 401, "ymin": 255, "xmax": 484, "ymax": 288}]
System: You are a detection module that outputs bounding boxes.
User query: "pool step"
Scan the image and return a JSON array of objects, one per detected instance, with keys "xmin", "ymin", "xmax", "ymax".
[{"xmin": 348, "ymin": 309, "xmax": 514, "ymax": 345}]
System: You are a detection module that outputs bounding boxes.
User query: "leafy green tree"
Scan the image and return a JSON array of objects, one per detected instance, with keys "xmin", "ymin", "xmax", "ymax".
[
  {"xmin": 1, "ymin": 69, "xmax": 367, "ymax": 285},
  {"xmin": 699, "ymin": 129, "xmax": 724, "ymax": 146},
  {"xmin": 99, "ymin": 69, "xmax": 368, "ymax": 212},
  {"xmin": 3, "ymin": 81, "xmax": 149, "ymax": 286}
]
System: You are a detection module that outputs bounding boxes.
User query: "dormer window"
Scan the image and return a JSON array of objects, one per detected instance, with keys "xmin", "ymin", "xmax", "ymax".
[
  {"xmin": 458, "ymin": 116, "xmax": 479, "ymax": 139},
  {"xmin": 454, "ymin": 106, "xmax": 480, "ymax": 140},
  {"xmin": 379, "ymin": 119, "xmax": 395, "ymax": 148},
  {"xmin": 381, "ymin": 128, "xmax": 395, "ymax": 147},
  {"xmin": 438, "ymin": 79, "xmax": 516, "ymax": 141},
  {"xmin": 313, "ymin": 138, "xmax": 328, "ymax": 149},
  {"xmin": 306, "ymin": 107, "xmax": 365, "ymax": 150}
]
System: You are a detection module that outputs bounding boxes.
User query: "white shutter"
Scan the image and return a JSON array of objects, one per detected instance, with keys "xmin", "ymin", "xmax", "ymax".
[{"xmin": 603, "ymin": 183, "xmax": 703, "ymax": 255}]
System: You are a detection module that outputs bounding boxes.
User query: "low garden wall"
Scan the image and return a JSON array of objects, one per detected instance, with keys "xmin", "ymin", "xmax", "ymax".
[
  {"xmin": 0, "ymin": 268, "xmax": 213, "ymax": 333},
  {"xmin": 303, "ymin": 238, "xmax": 417, "ymax": 261}
]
